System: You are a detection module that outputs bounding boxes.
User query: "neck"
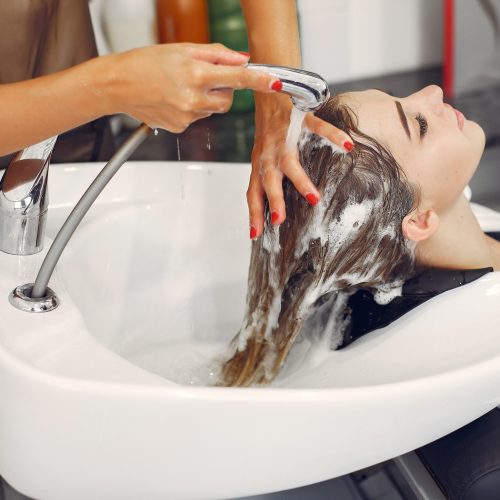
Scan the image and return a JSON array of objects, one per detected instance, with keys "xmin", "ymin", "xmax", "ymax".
[{"xmin": 416, "ymin": 195, "xmax": 500, "ymax": 271}]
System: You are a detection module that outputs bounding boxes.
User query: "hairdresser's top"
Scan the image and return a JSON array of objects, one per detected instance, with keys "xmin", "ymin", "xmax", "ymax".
[
  {"xmin": 0, "ymin": 0, "xmax": 114, "ymax": 165},
  {"xmin": 0, "ymin": 0, "xmax": 96, "ymax": 83}
]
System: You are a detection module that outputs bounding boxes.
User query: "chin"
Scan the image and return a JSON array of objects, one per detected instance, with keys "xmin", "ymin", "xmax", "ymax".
[{"xmin": 466, "ymin": 120, "xmax": 486, "ymax": 153}]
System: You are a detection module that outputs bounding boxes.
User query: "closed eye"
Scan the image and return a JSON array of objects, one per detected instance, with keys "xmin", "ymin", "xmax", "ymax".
[{"xmin": 416, "ymin": 113, "xmax": 428, "ymax": 139}]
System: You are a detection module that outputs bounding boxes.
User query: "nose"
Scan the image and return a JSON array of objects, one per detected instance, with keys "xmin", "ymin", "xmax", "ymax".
[{"xmin": 412, "ymin": 85, "xmax": 444, "ymax": 114}]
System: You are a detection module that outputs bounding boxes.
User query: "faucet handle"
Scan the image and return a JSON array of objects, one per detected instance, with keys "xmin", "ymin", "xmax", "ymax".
[
  {"xmin": 18, "ymin": 136, "xmax": 58, "ymax": 162},
  {"xmin": 0, "ymin": 135, "xmax": 58, "ymax": 255},
  {"xmin": 2, "ymin": 136, "xmax": 57, "ymax": 202}
]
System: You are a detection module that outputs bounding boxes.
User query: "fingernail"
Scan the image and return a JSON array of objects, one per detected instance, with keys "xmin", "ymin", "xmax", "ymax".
[
  {"xmin": 238, "ymin": 51, "xmax": 250, "ymax": 58},
  {"xmin": 343, "ymin": 141, "xmax": 354, "ymax": 152},
  {"xmin": 271, "ymin": 211, "xmax": 280, "ymax": 224},
  {"xmin": 271, "ymin": 80, "xmax": 283, "ymax": 92},
  {"xmin": 305, "ymin": 193, "xmax": 319, "ymax": 206},
  {"xmin": 250, "ymin": 225, "xmax": 257, "ymax": 239}
]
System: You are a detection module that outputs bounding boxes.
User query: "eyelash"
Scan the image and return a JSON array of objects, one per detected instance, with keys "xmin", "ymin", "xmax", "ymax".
[{"xmin": 416, "ymin": 113, "xmax": 428, "ymax": 137}]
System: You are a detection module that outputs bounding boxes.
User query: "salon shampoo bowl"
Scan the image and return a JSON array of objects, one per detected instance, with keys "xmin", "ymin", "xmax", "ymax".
[{"xmin": 0, "ymin": 161, "xmax": 500, "ymax": 500}]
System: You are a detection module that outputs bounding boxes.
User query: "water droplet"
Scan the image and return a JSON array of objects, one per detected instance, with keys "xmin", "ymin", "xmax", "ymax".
[{"xmin": 206, "ymin": 128, "xmax": 211, "ymax": 150}]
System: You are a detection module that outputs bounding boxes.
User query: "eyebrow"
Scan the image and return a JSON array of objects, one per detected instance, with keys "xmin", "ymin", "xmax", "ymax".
[{"xmin": 395, "ymin": 101, "xmax": 411, "ymax": 140}]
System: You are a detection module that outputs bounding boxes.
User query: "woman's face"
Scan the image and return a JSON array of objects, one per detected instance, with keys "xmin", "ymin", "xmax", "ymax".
[{"xmin": 342, "ymin": 86, "xmax": 485, "ymax": 212}]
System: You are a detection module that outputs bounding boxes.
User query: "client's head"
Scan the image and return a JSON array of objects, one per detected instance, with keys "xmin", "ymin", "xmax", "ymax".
[
  {"xmin": 220, "ymin": 85, "xmax": 485, "ymax": 387},
  {"xmin": 342, "ymin": 85, "xmax": 485, "ymax": 237}
]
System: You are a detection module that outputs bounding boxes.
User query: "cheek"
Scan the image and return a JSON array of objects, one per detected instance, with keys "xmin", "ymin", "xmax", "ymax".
[
  {"xmin": 444, "ymin": 132, "xmax": 482, "ymax": 188},
  {"xmin": 444, "ymin": 121, "xmax": 484, "ymax": 183},
  {"xmin": 430, "ymin": 137, "xmax": 481, "ymax": 209},
  {"xmin": 403, "ymin": 142, "xmax": 473, "ymax": 210}
]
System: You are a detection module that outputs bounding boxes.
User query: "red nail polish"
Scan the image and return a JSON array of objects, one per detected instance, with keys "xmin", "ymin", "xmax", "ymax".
[
  {"xmin": 239, "ymin": 51, "xmax": 250, "ymax": 58},
  {"xmin": 271, "ymin": 211, "xmax": 280, "ymax": 224},
  {"xmin": 271, "ymin": 80, "xmax": 283, "ymax": 92},
  {"xmin": 250, "ymin": 226, "xmax": 257, "ymax": 239},
  {"xmin": 343, "ymin": 141, "xmax": 354, "ymax": 152},
  {"xmin": 305, "ymin": 193, "xmax": 319, "ymax": 206}
]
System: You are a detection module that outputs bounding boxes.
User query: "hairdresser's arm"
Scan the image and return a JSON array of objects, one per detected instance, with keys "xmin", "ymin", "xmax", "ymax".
[
  {"xmin": 0, "ymin": 43, "xmax": 277, "ymax": 156},
  {"xmin": 241, "ymin": 0, "xmax": 353, "ymax": 238}
]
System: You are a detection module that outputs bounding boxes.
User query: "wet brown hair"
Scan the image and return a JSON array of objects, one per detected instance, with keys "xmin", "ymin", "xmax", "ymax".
[{"xmin": 220, "ymin": 96, "xmax": 419, "ymax": 387}]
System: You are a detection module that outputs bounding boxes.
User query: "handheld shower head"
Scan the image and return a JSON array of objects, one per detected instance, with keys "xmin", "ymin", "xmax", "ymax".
[{"xmin": 246, "ymin": 63, "xmax": 330, "ymax": 112}]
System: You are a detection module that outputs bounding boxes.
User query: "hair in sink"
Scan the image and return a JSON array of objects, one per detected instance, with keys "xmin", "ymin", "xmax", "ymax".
[{"xmin": 218, "ymin": 96, "xmax": 421, "ymax": 387}]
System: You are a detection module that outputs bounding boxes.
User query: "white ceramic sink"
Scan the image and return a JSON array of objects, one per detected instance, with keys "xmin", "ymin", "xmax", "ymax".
[{"xmin": 1, "ymin": 161, "xmax": 500, "ymax": 500}]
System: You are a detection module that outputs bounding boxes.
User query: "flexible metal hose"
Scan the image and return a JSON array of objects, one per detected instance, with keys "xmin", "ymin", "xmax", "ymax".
[{"xmin": 31, "ymin": 123, "xmax": 153, "ymax": 299}]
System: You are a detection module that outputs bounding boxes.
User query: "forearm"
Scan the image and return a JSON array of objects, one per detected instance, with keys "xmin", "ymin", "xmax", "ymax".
[
  {"xmin": 0, "ymin": 43, "xmax": 276, "ymax": 156},
  {"xmin": 241, "ymin": 0, "xmax": 301, "ymax": 67},
  {"xmin": 0, "ymin": 55, "xmax": 113, "ymax": 156},
  {"xmin": 241, "ymin": 0, "xmax": 302, "ymax": 127}
]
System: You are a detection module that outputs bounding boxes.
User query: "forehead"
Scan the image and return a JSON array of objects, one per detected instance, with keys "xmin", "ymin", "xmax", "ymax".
[
  {"xmin": 342, "ymin": 89, "xmax": 391, "ymax": 103},
  {"xmin": 340, "ymin": 89, "xmax": 408, "ymax": 155},
  {"xmin": 340, "ymin": 89, "xmax": 394, "ymax": 120}
]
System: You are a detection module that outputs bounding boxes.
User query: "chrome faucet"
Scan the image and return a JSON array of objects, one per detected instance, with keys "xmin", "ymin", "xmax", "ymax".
[
  {"xmin": 0, "ymin": 136, "xmax": 57, "ymax": 255},
  {"xmin": 246, "ymin": 64, "xmax": 330, "ymax": 111}
]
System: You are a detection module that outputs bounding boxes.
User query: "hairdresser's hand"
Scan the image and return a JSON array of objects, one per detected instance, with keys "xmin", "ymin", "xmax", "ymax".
[
  {"xmin": 247, "ymin": 93, "xmax": 354, "ymax": 239},
  {"xmin": 103, "ymin": 43, "xmax": 279, "ymax": 133}
]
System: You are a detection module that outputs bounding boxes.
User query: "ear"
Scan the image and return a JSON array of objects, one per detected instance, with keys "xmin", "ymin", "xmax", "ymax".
[{"xmin": 402, "ymin": 209, "xmax": 439, "ymax": 242}]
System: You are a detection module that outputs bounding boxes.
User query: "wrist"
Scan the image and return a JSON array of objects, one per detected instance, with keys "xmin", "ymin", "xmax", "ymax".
[
  {"xmin": 255, "ymin": 92, "xmax": 292, "ymax": 122},
  {"xmin": 77, "ymin": 53, "xmax": 124, "ymax": 117},
  {"xmin": 254, "ymin": 93, "xmax": 293, "ymax": 142}
]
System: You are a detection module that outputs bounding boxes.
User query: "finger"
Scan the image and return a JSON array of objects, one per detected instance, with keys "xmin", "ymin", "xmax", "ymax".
[
  {"xmin": 204, "ymin": 89, "xmax": 234, "ymax": 113},
  {"xmin": 279, "ymin": 149, "xmax": 320, "ymax": 206},
  {"xmin": 304, "ymin": 114, "xmax": 354, "ymax": 152},
  {"xmin": 205, "ymin": 65, "xmax": 279, "ymax": 94},
  {"xmin": 246, "ymin": 165, "xmax": 265, "ymax": 239},
  {"xmin": 188, "ymin": 42, "xmax": 250, "ymax": 66},
  {"xmin": 260, "ymin": 159, "xmax": 286, "ymax": 225}
]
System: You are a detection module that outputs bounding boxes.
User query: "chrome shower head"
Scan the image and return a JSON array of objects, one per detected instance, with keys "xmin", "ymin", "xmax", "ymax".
[{"xmin": 246, "ymin": 63, "xmax": 330, "ymax": 112}]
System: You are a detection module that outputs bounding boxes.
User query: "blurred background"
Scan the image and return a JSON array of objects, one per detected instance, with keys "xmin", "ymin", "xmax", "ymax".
[{"xmin": 87, "ymin": 0, "xmax": 500, "ymax": 176}]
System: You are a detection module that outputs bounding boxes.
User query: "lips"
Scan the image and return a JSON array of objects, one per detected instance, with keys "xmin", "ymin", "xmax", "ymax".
[{"xmin": 454, "ymin": 108, "xmax": 465, "ymax": 130}]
